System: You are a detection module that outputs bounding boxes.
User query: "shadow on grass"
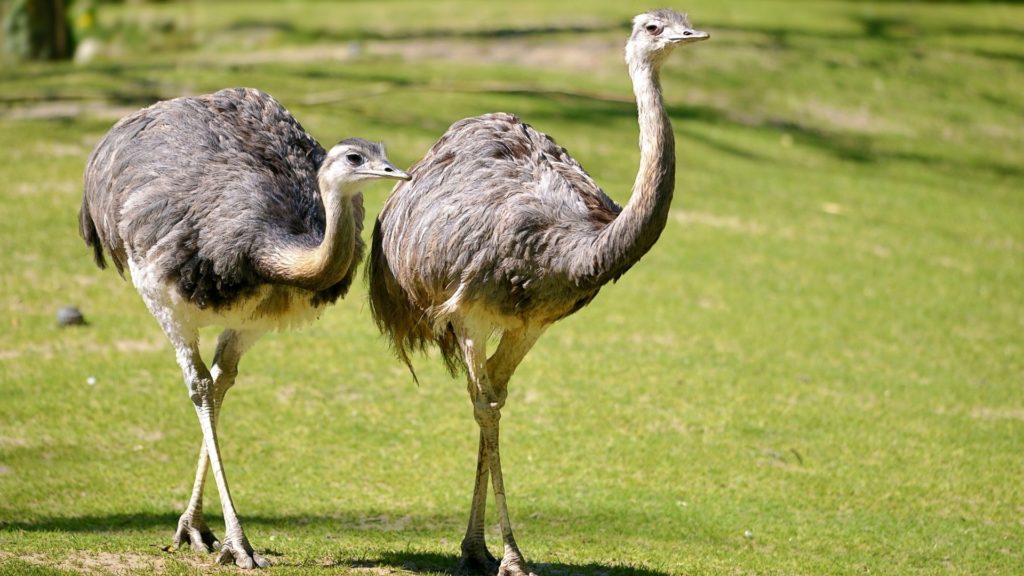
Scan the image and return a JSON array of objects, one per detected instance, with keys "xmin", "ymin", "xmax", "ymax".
[
  {"xmin": 8, "ymin": 5, "xmax": 1019, "ymax": 180},
  {"xmin": 225, "ymin": 19, "xmax": 629, "ymax": 45},
  {"xmin": 2, "ymin": 512, "xmax": 671, "ymax": 576},
  {"xmin": 346, "ymin": 82, "xmax": 1023, "ymax": 180},
  {"xmin": 709, "ymin": 16, "xmax": 1024, "ymax": 46},
  {"xmin": 8, "ymin": 58, "xmax": 1021, "ymax": 181},
  {"xmin": 0, "ymin": 62, "xmax": 173, "ymax": 109},
  {"xmin": 0, "ymin": 511, "xmax": 457, "ymax": 533},
  {"xmin": 224, "ymin": 10, "xmax": 1024, "ymax": 46},
  {"xmin": 339, "ymin": 551, "xmax": 669, "ymax": 576},
  {"xmin": 1, "ymin": 512, "xmax": 180, "ymax": 533}
]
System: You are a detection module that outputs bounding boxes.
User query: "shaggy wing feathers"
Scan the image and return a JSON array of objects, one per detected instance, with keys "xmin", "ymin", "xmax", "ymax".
[
  {"xmin": 80, "ymin": 87, "xmax": 360, "ymax": 309},
  {"xmin": 368, "ymin": 113, "xmax": 619, "ymax": 373}
]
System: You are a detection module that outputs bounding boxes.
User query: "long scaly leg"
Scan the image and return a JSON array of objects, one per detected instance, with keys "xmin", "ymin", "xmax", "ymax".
[
  {"xmin": 191, "ymin": 384, "xmax": 267, "ymax": 568},
  {"xmin": 172, "ymin": 329, "xmax": 264, "ymax": 554},
  {"xmin": 485, "ymin": 328, "xmax": 542, "ymax": 576},
  {"xmin": 196, "ymin": 329, "xmax": 269, "ymax": 569},
  {"xmin": 461, "ymin": 421, "xmax": 498, "ymax": 572},
  {"xmin": 168, "ymin": 332, "xmax": 266, "ymax": 568},
  {"xmin": 457, "ymin": 319, "xmax": 497, "ymax": 573},
  {"xmin": 456, "ymin": 320, "xmax": 542, "ymax": 575},
  {"xmin": 172, "ymin": 441, "xmax": 217, "ymax": 552}
]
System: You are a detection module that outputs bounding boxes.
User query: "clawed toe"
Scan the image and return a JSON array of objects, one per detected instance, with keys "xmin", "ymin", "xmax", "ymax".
[
  {"xmin": 498, "ymin": 552, "xmax": 537, "ymax": 576},
  {"xmin": 217, "ymin": 537, "xmax": 271, "ymax": 569},
  {"xmin": 169, "ymin": 514, "xmax": 267, "ymax": 568},
  {"xmin": 171, "ymin": 513, "xmax": 219, "ymax": 553},
  {"xmin": 498, "ymin": 560, "xmax": 538, "ymax": 576},
  {"xmin": 459, "ymin": 543, "xmax": 499, "ymax": 574}
]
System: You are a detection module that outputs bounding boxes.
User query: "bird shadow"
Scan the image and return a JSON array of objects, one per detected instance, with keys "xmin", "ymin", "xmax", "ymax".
[
  {"xmin": 2, "ymin": 511, "xmax": 671, "ymax": 576},
  {"xmin": 1, "ymin": 511, "xmax": 183, "ymax": 533},
  {"xmin": 336, "ymin": 552, "xmax": 670, "ymax": 576},
  {"xmin": 0, "ymin": 511, "xmax": 435, "ymax": 533}
]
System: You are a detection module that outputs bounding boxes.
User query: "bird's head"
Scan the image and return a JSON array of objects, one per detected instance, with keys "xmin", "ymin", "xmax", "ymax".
[
  {"xmin": 626, "ymin": 9, "xmax": 709, "ymax": 66},
  {"xmin": 319, "ymin": 138, "xmax": 411, "ymax": 194}
]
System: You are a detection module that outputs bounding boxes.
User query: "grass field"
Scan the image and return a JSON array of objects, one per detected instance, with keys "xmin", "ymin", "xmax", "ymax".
[{"xmin": 1, "ymin": 1, "xmax": 1022, "ymax": 574}]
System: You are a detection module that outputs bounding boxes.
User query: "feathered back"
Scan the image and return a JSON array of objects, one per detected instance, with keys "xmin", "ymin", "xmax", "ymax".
[
  {"xmin": 367, "ymin": 113, "xmax": 621, "ymax": 377},
  {"xmin": 80, "ymin": 88, "xmax": 364, "ymax": 309}
]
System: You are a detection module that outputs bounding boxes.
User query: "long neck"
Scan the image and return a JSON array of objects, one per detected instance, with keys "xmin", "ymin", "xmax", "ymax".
[
  {"xmin": 572, "ymin": 58, "xmax": 676, "ymax": 287},
  {"xmin": 265, "ymin": 177, "xmax": 358, "ymax": 291}
]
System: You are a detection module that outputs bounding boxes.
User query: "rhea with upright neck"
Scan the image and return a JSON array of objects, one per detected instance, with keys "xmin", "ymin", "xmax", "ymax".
[{"xmin": 367, "ymin": 10, "xmax": 709, "ymax": 576}]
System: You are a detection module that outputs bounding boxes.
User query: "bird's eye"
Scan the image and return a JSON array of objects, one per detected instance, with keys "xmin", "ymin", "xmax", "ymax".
[
  {"xmin": 645, "ymin": 23, "xmax": 663, "ymax": 36},
  {"xmin": 345, "ymin": 153, "xmax": 364, "ymax": 166}
]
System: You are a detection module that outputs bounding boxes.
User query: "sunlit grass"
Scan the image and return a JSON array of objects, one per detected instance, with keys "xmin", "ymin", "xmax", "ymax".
[{"xmin": 1, "ymin": 1, "xmax": 1021, "ymax": 575}]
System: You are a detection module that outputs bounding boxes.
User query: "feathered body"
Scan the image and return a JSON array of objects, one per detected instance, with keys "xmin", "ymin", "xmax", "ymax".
[
  {"xmin": 369, "ymin": 112, "xmax": 635, "ymax": 371},
  {"xmin": 370, "ymin": 86, "xmax": 676, "ymax": 374},
  {"xmin": 80, "ymin": 87, "xmax": 364, "ymax": 325}
]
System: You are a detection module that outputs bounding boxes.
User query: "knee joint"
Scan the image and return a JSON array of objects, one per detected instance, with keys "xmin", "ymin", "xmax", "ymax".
[
  {"xmin": 188, "ymin": 377, "xmax": 214, "ymax": 407},
  {"xmin": 473, "ymin": 400, "xmax": 501, "ymax": 427}
]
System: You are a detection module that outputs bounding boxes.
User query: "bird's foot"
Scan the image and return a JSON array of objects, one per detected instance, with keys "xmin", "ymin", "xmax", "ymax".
[
  {"xmin": 171, "ymin": 510, "xmax": 219, "ymax": 553},
  {"xmin": 498, "ymin": 552, "xmax": 538, "ymax": 576},
  {"xmin": 459, "ymin": 540, "xmax": 499, "ymax": 574},
  {"xmin": 217, "ymin": 535, "xmax": 270, "ymax": 569}
]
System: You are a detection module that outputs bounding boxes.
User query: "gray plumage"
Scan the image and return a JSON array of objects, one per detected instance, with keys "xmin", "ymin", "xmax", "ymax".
[
  {"xmin": 81, "ymin": 88, "xmax": 376, "ymax": 308},
  {"xmin": 369, "ymin": 112, "xmax": 623, "ymax": 373},
  {"xmin": 368, "ymin": 10, "xmax": 708, "ymax": 575},
  {"xmin": 79, "ymin": 86, "xmax": 409, "ymax": 569}
]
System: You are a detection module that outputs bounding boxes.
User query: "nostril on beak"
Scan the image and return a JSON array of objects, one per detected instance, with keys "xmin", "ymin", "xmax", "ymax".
[{"xmin": 385, "ymin": 167, "xmax": 393, "ymax": 172}]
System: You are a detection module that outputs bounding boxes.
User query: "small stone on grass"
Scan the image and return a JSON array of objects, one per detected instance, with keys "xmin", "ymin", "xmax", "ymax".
[{"xmin": 57, "ymin": 306, "xmax": 86, "ymax": 327}]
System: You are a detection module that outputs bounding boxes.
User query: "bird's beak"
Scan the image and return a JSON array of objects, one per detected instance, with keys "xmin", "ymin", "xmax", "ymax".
[
  {"xmin": 362, "ymin": 161, "xmax": 412, "ymax": 181},
  {"xmin": 669, "ymin": 29, "xmax": 710, "ymax": 44}
]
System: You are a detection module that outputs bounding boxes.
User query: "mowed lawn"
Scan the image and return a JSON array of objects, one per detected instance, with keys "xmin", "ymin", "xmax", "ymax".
[{"xmin": 1, "ymin": 1, "xmax": 1021, "ymax": 574}]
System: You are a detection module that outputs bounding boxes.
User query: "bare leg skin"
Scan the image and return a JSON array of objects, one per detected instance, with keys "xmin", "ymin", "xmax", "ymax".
[
  {"xmin": 172, "ymin": 441, "xmax": 218, "ymax": 552},
  {"xmin": 203, "ymin": 329, "xmax": 269, "ymax": 569},
  {"xmin": 194, "ymin": 393, "xmax": 268, "ymax": 569},
  {"xmin": 483, "ymin": 417, "xmax": 532, "ymax": 576},
  {"xmin": 159, "ymin": 321, "xmax": 267, "ymax": 568},
  {"xmin": 456, "ymin": 322, "xmax": 543, "ymax": 576},
  {"xmin": 460, "ymin": 429, "xmax": 498, "ymax": 573},
  {"xmin": 171, "ymin": 329, "xmax": 262, "ymax": 555}
]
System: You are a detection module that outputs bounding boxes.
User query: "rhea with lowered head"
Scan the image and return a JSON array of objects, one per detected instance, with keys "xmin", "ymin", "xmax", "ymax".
[
  {"xmin": 368, "ymin": 10, "xmax": 708, "ymax": 575},
  {"xmin": 79, "ymin": 87, "xmax": 409, "ymax": 568}
]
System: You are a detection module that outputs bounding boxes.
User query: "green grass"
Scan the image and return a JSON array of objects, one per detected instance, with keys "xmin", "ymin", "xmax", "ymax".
[{"xmin": 1, "ymin": 1, "xmax": 1022, "ymax": 574}]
